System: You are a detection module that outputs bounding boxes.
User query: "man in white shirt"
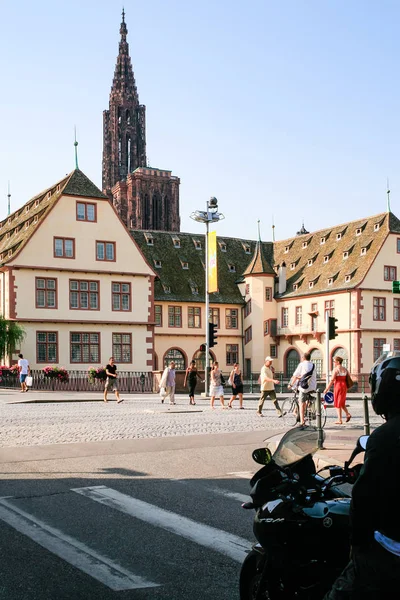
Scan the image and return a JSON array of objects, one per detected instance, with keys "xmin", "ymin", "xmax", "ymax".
[
  {"xmin": 291, "ymin": 352, "xmax": 317, "ymax": 426},
  {"xmin": 17, "ymin": 353, "xmax": 30, "ymax": 393}
]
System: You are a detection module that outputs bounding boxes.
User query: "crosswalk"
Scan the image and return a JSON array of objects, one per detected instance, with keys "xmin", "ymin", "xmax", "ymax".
[{"xmin": 0, "ymin": 474, "xmax": 255, "ymax": 594}]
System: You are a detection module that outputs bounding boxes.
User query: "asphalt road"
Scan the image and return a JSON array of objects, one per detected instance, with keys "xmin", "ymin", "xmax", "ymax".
[{"xmin": 0, "ymin": 429, "xmax": 272, "ymax": 600}]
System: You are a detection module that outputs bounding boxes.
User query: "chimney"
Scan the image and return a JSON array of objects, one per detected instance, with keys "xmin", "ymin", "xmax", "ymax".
[{"xmin": 278, "ymin": 261, "xmax": 287, "ymax": 294}]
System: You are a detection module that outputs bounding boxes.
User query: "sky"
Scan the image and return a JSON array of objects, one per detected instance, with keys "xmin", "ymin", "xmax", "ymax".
[{"xmin": 1, "ymin": 0, "xmax": 400, "ymax": 242}]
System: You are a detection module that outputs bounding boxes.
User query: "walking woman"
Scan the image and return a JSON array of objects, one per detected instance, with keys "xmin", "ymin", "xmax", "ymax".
[
  {"xmin": 323, "ymin": 356, "xmax": 351, "ymax": 424},
  {"xmin": 184, "ymin": 360, "xmax": 202, "ymax": 405},
  {"xmin": 228, "ymin": 363, "xmax": 244, "ymax": 409},
  {"xmin": 210, "ymin": 361, "xmax": 226, "ymax": 409}
]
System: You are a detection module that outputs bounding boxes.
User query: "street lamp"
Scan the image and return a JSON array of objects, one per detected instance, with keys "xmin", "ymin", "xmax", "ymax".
[{"xmin": 190, "ymin": 197, "xmax": 224, "ymax": 396}]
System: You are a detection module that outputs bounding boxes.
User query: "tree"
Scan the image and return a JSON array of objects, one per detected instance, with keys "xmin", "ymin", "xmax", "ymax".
[{"xmin": 0, "ymin": 317, "xmax": 26, "ymax": 364}]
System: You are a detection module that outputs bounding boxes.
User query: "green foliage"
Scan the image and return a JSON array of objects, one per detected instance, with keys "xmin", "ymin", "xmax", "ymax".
[
  {"xmin": 0, "ymin": 317, "xmax": 26, "ymax": 364},
  {"xmin": 88, "ymin": 366, "xmax": 107, "ymax": 384}
]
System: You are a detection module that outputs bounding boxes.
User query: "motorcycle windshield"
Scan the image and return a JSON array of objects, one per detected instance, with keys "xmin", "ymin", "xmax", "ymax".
[{"xmin": 269, "ymin": 428, "xmax": 324, "ymax": 468}]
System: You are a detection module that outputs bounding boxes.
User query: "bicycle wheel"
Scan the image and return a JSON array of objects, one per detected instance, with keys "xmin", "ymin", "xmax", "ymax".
[
  {"xmin": 306, "ymin": 398, "xmax": 327, "ymax": 428},
  {"xmin": 281, "ymin": 398, "xmax": 298, "ymax": 427}
]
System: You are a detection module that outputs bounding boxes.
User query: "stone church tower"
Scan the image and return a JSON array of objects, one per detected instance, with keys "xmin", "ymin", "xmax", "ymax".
[{"xmin": 102, "ymin": 11, "xmax": 180, "ymax": 232}]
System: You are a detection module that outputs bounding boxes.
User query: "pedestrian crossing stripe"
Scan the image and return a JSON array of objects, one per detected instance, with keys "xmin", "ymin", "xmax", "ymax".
[{"xmin": 72, "ymin": 485, "xmax": 250, "ymax": 563}]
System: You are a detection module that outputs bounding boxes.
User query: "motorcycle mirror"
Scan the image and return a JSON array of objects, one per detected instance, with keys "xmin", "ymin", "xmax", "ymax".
[
  {"xmin": 358, "ymin": 435, "xmax": 369, "ymax": 451},
  {"xmin": 252, "ymin": 448, "xmax": 273, "ymax": 465}
]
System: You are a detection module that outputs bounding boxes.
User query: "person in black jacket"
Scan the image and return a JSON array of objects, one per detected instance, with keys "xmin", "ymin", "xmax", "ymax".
[{"xmin": 324, "ymin": 352, "xmax": 400, "ymax": 599}]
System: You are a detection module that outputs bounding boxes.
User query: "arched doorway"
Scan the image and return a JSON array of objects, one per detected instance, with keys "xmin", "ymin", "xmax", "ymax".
[
  {"xmin": 192, "ymin": 348, "xmax": 216, "ymax": 370},
  {"xmin": 286, "ymin": 349, "xmax": 300, "ymax": 377},
  {"xmin": 163, "ymin": 348, "xmax": 186, "ymax": 370},
  {"xmin": 310, "ymin": 349, "xmax": 323, "ymax": 377},
  {"xmin": 332, "ymin": 347, "xmax": 348, "ymax": 369}
]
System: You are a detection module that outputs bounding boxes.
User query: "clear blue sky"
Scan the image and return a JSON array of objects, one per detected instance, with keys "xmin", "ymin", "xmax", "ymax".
[{"xmin": 1, "ymin": 0, "xmax": 399, "ymax": 241}]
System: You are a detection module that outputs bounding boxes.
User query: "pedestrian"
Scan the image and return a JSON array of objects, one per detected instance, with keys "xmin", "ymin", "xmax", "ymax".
[
  {"xmin": 17, "ymin": 353, "xmax": 30, "ymax": 393},
  {"xmin": 323, "ymin": 356, "xmax": 351, "ymax": 425},
  {"xmin": 257, "ymin": 356, "xmax": 283, "ymax": 417},
  {"xmin": 210, "ymin": 361, "xmax": 226, "ymax": 409},
  {"xmin": 159, "ymin": 361, "xmax": 176, "ymax": 405},
  {"xmin": 228, "ymin": 363, "xmax": 244, "ymax": 409},
  {"xmin": 103, "ymin": 357, "xmax": 124, "ymax": 403},
  {"xmin": 184, "ymin": 360, "xmax": 202, "ymax": 405},
  {"xmin": 291, "ymin": 352, "xmax": 317, "ymax": 426},
  {"xmin": 323, "ymin": 354, "xmax": 400, "ymax": 599}
]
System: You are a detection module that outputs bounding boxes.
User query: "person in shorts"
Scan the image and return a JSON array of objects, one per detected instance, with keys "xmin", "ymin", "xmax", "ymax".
[
  {"xmin": 104, "ymin": 357, "xmax": 124, "ymax": 403},
  {"xmin": 17, "ymin": 353, "xmax": 30, "ymax": 393},
  {"xmin": 291, "ymin": 352, "xmax": 317, "ymax": 426}
]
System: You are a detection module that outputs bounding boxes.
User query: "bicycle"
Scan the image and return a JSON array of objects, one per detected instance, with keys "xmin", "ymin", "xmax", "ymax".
[{"xmin": 281, "ymin": 386, "xmax": 327, "ymax": 428}]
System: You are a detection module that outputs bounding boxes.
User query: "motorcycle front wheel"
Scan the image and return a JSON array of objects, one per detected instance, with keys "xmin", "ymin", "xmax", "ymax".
[{"xmin": 239, "ymin": 550, "xmax": 271, "ymax": 600}]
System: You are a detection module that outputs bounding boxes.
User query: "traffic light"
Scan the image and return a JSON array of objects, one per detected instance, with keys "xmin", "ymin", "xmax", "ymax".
[
  {"xmin": 209, "ymin": 322, "xmax": 218, "ymax": 348},
  {"xmin": 199, "ymin": 343, "xmax": 206, "ymax": 352},
  {"xmin": 328, "ymin": 316, "xmax": 338, "ymax": 340},
  {"xmin": 393, "ymin": 281, "xmax": 400, "ymax": 293}
]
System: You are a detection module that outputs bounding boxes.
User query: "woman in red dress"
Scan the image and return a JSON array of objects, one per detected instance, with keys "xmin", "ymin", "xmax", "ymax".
[{"xmin": 323, "ymin": 356, "xmax": 351, "ymax": 424}]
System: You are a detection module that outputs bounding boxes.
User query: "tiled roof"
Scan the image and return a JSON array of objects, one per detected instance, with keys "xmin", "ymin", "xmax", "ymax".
[
  {"xmin": 130, "ymin": 230, "xmax": 274, "ymax": 304},
  {"xmin": 274, "ymin": 212, "xmax": 396, "ymax": 298},
  {"xmin": 0, "ymin": 169, "xmax": 106, "ymax": 264}
]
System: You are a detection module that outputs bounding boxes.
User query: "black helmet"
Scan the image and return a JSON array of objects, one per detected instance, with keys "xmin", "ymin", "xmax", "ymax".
[{"xmin": 370, "ymin": 351, "xmax": 400, "ymax": 416}]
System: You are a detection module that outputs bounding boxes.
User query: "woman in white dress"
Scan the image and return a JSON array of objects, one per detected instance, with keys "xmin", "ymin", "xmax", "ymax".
[{"xmin": 210, "ymin": 361, "xmax": 226, "ymax": 409}]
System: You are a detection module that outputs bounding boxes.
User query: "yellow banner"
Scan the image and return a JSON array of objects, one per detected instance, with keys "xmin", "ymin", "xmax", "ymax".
[{"xmin": 208, "ymin": 231, "xmax": 218, "ymax": 293}]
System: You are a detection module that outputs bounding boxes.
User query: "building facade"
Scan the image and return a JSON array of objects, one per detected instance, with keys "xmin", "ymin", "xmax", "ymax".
[{"xmin": 102, "ymin": 11, "xmax": 180, "ymax": 232}]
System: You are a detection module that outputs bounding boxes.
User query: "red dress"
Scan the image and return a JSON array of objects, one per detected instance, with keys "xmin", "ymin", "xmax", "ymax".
[{"xmin": 334, "ymin": 372, "xmax": 348, "ymax": 409}]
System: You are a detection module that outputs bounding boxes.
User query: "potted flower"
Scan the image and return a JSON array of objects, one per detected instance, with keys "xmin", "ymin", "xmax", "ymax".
[
  {"xmin": 88, "ymin": 366, "xmax": 107, "ymax": 384},
  {"xmin": 43, "ymin": 366, "xmax": 69, "ymax": 382}
]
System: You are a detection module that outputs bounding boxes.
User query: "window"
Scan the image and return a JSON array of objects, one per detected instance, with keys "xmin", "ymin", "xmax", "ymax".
[
  {"xmin": 76, "ymin": 201, "xmax": 96, "ymax": 222},
  {"xmin": 172, "ymin": 237, "xmax": 180, "ymax": 248},
  {"xmin": 324, "ymin": 300, "xmax": 335, "ymax": 318},
  {"xmin": 112, "ymin": 282, "xmax": 131, "ymax": 311},
  {"xmin": 112, "ymin": 333, "xmax": 132, "ymax": 363},
  {"xmin": 193, "ymin": 239, "xmax": 202, "ymax": 250},
  {"xmin": 337, "ymin": 233, "xmax": 342, "ymax": 241},
  {"xmin": 265, "ymin": 287, "xmax": 272, "ymax": 301},
  {"xmin": 244, "ymin": 299, "xmax": 252, "ymax": 317},
  {"xmin": 209, "ymin": 307, "xmax": 220, "ymax": 328},
  {"xmin": 154, "ymin": 260, "xmax": 162, "ymax": 268},
  {"xmin": 284, "ymin": 246, "xmax": 289, "ymax": 253},
  {"xmin": 373, "ymin": 297, "xmax": 386, "ymax": 321},
  {"xmin": 270, "ymin": 345, "xmax": 277, "ymax": 358},
  {"xmin": 163, "ymin": 284, "xmax": 171, "ymax": 294},
  {"xmin": 343, "ymin": 251, "xmax": 349, "ymax": 259},
  {"xmin": 181, "ymin": 261, "xmax": 189, "ymax": 270},
  {"xmin": 70, "ymin": 280, "xmax": 99, "ymax": 310},
  {"xmin": 309, "ymin": 281, "xmax": 314, "ymax": 289},
  {"xmin": 245, "ymin": 284, "xmax": 250, "ymax": 295},
  {"xmin": 282, "ymin": 307, "xmax": 288, "ymax": 327},
  {"xmin": 295, "ymin": 306, "xmax": 302, "ymax": 326},
  {"xmin": 307, "ymin": 259, "xmax": 313, "ymax": 267},
  {"xmin": 245, "ymin": 326, "xmax": 252, "ymax": 344},
  {"xmin": 226, "ymin": 344, "xmax": 239, "ymax": 365},
  {"xmin": 374, "ymin": 223, "xmax": 380, "ymax": 232},
  {"xmin": 219, "ymin": 241, "xmax": 227, "ymax": 252},
  {"xmin": 328, "ymin": 278, "xmax": 333, "ymax": 286},
  {"xmin": 384, "ymin": 266, "xmax": 397, "ymax": 281},
  {"xmin": 145, "ymin": 234, "xmax": 154, "ymax": 246},
  {"xmin": 345, "ymin": 275, "xmax": 351, "ymax": 283},
  {"xmin": 361, "ymin": 248, "xmax": 366, "ymax": 256},
  {"xmin": 270, "ymin": 319, "xmax": 277, "ymax": 336},
  {"xmin": 290, "ymin": 262, "xmax": 296, "ymax": 270},
  {"xmin": 35, "ymin": 277, "xmax": 57, "ymax": 308},
  {"xmin": 96, "ymin": 241, "xmax": 115, "ymax": 261},
  {"xmin": 188, "ymin": 306, "xmax": 201, "ymax": 328},
  {"xmin": 356, "ymin": 228, "xmax": 361, "ymax": 236},
  {"xmin": 320, "ymin": 237, "xmax": 326, "ymax": 245},
  {"xmin": 155, "ymin": 305, "xmax": 162, "ymax": 326},
  {"xmin": 310, "ymin": 348, "xmax": 323, "ymax": 377},
  {"xmin": 311, "ymin": 303, "xmax": 318, "ymax": 332},
  {"xmin": 54, "ymin": 237, "xmax": 75, "ymax": 258},
  {"xmin": 226, "ymin": 308, "xmax": 238, "ymax": 329},
  {"xmin": 190, "ymin": 283, "xmax": 199, "ymax": 295},
  {"xmin": 302, "ymin": 241, "xmax": 308, "ymax": 249},
  {"xmin": 397, "ymin": 239, "xmax": 400, "ymax": 254},
  {"xmin": 168, "ymin": 306, "xmax": 182, "ymax": 327},
  {"xmin": 228, "ymin": 264, "xmax": 236, "ymax": 273},
  {"xmin": 394, "ymin": 299, "xmax": 400, "ymax": 322},
  {"xmin": 373, "ymin": 338, "xmax": 386, "ymax": 362},
  {"xmin": 243, "ymin": 243, "xmax": 251, "ymax": 254},
  {"xmin": 293, "ymin": 284, "xmax": 298, "ymax": 291},
  {"xmin": 264, "ymin": 320, "xmax": 269, "ymax": 336},
  {"xmin": 164, "ymin": 348, "xmax": 185, "ymax": 370},
  {"xmin": 36, "ymin": 331, "xmax": 58, "ymax": 363},
  {"xmin": 71, "ymin": 332, "xmax": 100, "ymax": 363},
  {"xmin": 394, "ymin": 339, "xmax": 400, "ymax": 352}
]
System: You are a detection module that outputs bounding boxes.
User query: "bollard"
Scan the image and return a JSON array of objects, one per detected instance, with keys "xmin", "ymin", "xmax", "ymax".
[
  {"xmin": 316, "ymin": 390, "xmax": 324, "ymax": 450},
  {"xmin": 363, "ymin": 395, "xmax": 370, "ymax": 436}
]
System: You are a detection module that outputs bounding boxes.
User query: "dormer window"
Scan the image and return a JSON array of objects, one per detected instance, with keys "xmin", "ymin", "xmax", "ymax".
[
  {"xmin": 361, "ymin": 247, "xmax": 367, "ymax": 256},
  {"xmin": 154, "ymin": 259, "xmax": 162, "ymax": 268},
  {"xmin": 324, "ymin": 255, "xmax": 329, "ymax": 264},
  {"xmin": 193, "ymin": 239, "xmax": 202, "ymax": 250},
  {"xmin": 7, "ymin": 218, "xmax": 11, "ymax": 225},
  {"xmin": 320, "ymin": 237, "xmax": 326, "ymax": 245},
  {"xmin": 56, "ymin": 185, "xmax": 61, "ymax": 193},
  {"xmin": 219, "ymin": 241, "xmax": 227, "ymax": 252},
  {"xmin": 190, "ymin": 284, "xmax": 199, "ymax": 295},
  {"xmin": 356, "ymin": 228, "xmax": 362, "ymax": 236},
  {"xmin": 34, "ymin": 216, "xmax": 39, "ymax": 223},
  {"xmin": 290, "ymin": 262, "xmax": 296, "ymax": 270},
  {"xmin": 307, "ymin": 259, "xmax": 313, "ymax": 267},
  {"xmin": 243, "ymin": 243, "xmax": 251, "ymax": 254},
  {"xmin": 374, "ymin": 223, "xmax": 380, "ymax": 232},
  {"xmin": 343, "ymin": 251, "xmax": 349, "ymax": 259},
  {"xmin": 35, "ymin": 199, "xmax": 40, "ymax": 207},
  {"xmin": 309, "ymin": 281, "xmax": 314, "ymax": 289},
  {"xmin": 162, "ymin": 284, "xmax": 171, "ymax": 294},
  {"xmin": 6, "ymin": 232, "xmax": 10, "ymax": 239},
  {"xmin": 47, "ymin": 191, "xmax": 52, "ymax": 199},
  {"xmin": 25, "ymin": 205, "xmax": 30, "ymax": 213},
  {"xmin": 8, "ymin": 250, "xmax": 12, "ymax": 257},
  {"xmin": 345, "ymin": 275, "xmax": 351, "ymax": 283},
  {"xmin": 25, "ymin": 221, "xmax": 29, "ymax": 229},
  {"xmin": 15, "ymin": 227, "xmax": 19, "ymax": 234},
  {"xmin": 284, "ymin": 246, "xmax": 289, "ymax": 254},
  {"xmin": 181, "ymin": 261, "xmax": 189, "ymax": 270},
  {"xmin": 293, "ymin": 284, "xmax": 298, "ymax": 291},
  {"xmin": 328, "ymin": 278, "xmax": 333, "ymax": 286},
  {"xmin": 145, "ymin": 234, "xmax": 154, "ymax": 246},
  {"xmin": 172, "ymin": 237, "xmax": 180, "ymax": 248},
  {"xmin": 336, "ymin": 233, "xmax": 342, "ymax": 241},
  {"xmin": 14, "ymin": 212, "xmax": 19, "ymax": 220},
  {"xmin": 302, "ymin": 241, "xmax": 308, "ymax": 249},
  {"xmin": 228, "ymin": 264, "xmax": 236, "ymax": 273}
]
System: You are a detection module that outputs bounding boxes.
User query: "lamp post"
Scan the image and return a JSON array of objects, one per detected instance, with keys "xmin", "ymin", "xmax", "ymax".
[
  {"xmin": 190, "ymin": 197, "xmax": 224, "ymax": 396},
  {"xmin": 236, "ymin": 278, "xmax": 247, "ymax": 377}
]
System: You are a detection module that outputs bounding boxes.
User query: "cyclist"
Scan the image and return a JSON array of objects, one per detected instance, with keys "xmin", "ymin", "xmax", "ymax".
[
  {"xmin": 324, "ymin": 352, "xmax": 400, "ymax": 598},
  {"xmin": 290, "ymin": 352, "xmax": 317, "ymax": 426}
]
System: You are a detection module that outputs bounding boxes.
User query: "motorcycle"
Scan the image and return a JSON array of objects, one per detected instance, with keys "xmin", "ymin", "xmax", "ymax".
[{"xmin": 239, "ymin": 427, "xmax": 368, "ymax": 600}]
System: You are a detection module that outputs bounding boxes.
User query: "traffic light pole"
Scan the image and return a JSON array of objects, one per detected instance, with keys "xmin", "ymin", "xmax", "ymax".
[
  {"xmin": 205, "ymin": 219, "xmax": 210, "ymax": 397},
  {"xmin": 325, "ymin": 310, "xmax": 330, "ymax": 389}
]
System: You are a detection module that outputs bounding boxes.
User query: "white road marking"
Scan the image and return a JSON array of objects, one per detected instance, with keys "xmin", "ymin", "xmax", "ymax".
[
  {"xmin": 227, "ymin": 471, "xmax": 254, "ymax": 479},
  {"xmin": 0, "ymin": 498, "xmax": 159, "ymax": 591},
  {"xmin": 73, "ymin": 485, "xmax": 251, "ymax": 563},
  {"xmin": 172, "ymin": 479, "xmax": 249, "ymax": 504}
]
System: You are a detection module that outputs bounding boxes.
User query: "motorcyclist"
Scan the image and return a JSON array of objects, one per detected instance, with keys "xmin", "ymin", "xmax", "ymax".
[{"xmin": 324, "ymin": 352, "xmax": 400, "ymax": 599}]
